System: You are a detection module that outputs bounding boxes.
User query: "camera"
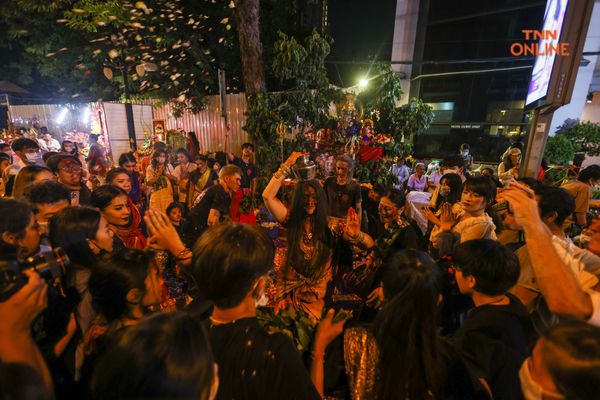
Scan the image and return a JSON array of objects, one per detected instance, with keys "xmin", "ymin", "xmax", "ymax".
[
  {"xmin": 491, "ymin": 200, "xmax": 509, "ymax": 213},
  {"xmin": 0, "ymin": 248, "xmax": 70, "ymax": 302}
]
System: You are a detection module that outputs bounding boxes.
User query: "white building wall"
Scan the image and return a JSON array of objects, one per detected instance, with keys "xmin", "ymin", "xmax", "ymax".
[
  {"xmin": 549, "ymin": 0, "xmax": 600, "ymax": 135},
  {"xmin": 391, "ymin": 0, "xmax": 421, "ymax": 105}
]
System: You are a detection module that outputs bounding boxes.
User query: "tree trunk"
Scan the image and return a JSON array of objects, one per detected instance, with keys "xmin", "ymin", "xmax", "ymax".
[{"xmin": 234, "ymin": 0, "xmax": 266, "ymax": 98}]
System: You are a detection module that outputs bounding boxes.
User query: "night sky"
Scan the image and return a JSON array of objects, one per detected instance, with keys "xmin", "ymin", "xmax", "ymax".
[{"xmin": 327, "ymin": 0, "xmax": 397, "ymax": 87}]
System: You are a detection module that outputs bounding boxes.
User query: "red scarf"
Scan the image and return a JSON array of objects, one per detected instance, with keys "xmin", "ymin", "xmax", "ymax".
[{"xmin": 115, "ymin": 197, "xmax": 147, "ymax": 250}]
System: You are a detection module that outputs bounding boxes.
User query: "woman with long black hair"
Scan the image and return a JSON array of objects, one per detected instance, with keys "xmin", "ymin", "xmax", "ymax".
[
  {"xmin": 91, "ymin": 184, "xmax": 147, "ymax": 250},
  {"xmin": 118, "ymin": 152, "xmax": 143, "ymax": 206},
  {"xmin": 145, "ymin": 149, "xmax": 176, "ymax": 213},
  {"xmin": 423, "ymin": 173, "xmax": 464, "ymax": 257},
  {"xmin": 81, "ymin": 249, "xmax": 163, "ymax": 386},
  {"xmin": 48, "ymin": 206, "xmax": 115, "ymax": 380},
  {"xmin": 262, "ymin": 152, "xmax": 365, "ymax": 321},
  {"xmin": 344, "ymin": 249, "xmax": 488, "ymax": 400},
  {"xmin": 263, "ymin": 154, "xmax": 334, "ymax": 320}
]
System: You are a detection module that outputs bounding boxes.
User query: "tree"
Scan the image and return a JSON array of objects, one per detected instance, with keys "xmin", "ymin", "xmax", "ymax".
[
  {"xmin": 61, "ymin": 0, "xmax": 235, "ymax": 115},
  {"xmin": 0, "ymin": 0, "xmax": 119, "ymax": 100},
  {"xmin": 552, "ymin": 119, "xmax": 600, "ymax": 167},
  {"xmin": 244, "ymin": 30, "xmax": 343, "ymax": 172},
  {"xmin": 565, "ymin": 121, "xmax": 600, "ymax": 157},
  {"xmin": 1, "ymin": 0, "xmax": 241, "ymax": 113},
  {"xmin": 544, "ymin": 134, "xmax": 576, "ymax": 165},
  {"xmin": 358, "ymin": 63, "xmax": 434, "ymax": 157},
  {"xmin": 234, "ymin": 0, "xmax": 265, "ymax": 98},
  {"xmin": 1, "ymin": 0, "xmax": 307, "ymax": 105}
]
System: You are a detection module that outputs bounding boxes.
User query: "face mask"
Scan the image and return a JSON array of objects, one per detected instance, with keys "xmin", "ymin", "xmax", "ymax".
[
  {"xmin": 25, "ymin": 152, "xmax": 42, "ymax": 163},
  {"xmin": 462, "ymin": 151, "xmax": 469, "ymax": 156},
  {"xmin": 519, "ymin": 358, "xmax": 565, "ymax": 400}
]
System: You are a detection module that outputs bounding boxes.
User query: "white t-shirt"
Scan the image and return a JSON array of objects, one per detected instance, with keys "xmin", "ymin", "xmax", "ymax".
[
  {"xmin": 517, "ymin": 235, "xmax": 599, "ymax": 293},
  {"xmin": 46, "ymin": 138, "xmax": 61, "ymax": 152},
  {"xmin": 587, "ymin": 290, "xmax": 600, "ymax": 327}
]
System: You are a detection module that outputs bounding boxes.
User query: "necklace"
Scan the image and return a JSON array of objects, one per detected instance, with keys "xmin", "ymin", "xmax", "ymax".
[
  {"xmin": 300, "ymin": 219, "xmax": 315, "ymax": 260},
  {"xmin": 303, "ymin": 219, "xmax": 313, "ymax": 242}
]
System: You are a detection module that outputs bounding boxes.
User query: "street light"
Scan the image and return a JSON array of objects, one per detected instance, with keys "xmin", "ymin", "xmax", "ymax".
[{"xmin": 359, "ymin": 78, "xmax": 368, "ymax": 89}]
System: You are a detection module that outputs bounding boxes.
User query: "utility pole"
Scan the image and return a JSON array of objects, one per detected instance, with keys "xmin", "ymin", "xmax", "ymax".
[{"xmin": 121, "ymin": 62, "xmax": 138, "ymax": 151}]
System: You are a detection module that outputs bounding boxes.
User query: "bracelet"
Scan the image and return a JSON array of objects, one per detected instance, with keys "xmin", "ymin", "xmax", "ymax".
[
  {"xmin": 280, "ymin": 164, "xmax": 291, "ymax": 177},
  {"xmin": 273, "ymin": 165, "xmax": 291, "ymax": 180},
  {"xmin": 175, "ymin": 247, "xmax": 192, "ymax": 260}
]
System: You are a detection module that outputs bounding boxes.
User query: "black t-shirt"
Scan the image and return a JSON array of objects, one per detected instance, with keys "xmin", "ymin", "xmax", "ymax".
[
  {"xmin": 360, "ymin": 186, "xmax": 381, "ymax": 238},
  {"xmin": 451, "ymin": 293, "xmax": 535, "ymax": 400},
  {"xmin": 182, "ymin": 184, "xmax": 231, "ymax": 247},
  {"xmin": 375, "ymin": 221, "xmax": 423, "ymax": 259},
  {"xmin": 323, "ymin": 177, "xmax": 362, "ymax": 218},
  {"xmin": 232, "ymin": 156, "xmax": 256, "ymax": 189},
  {"xmin": 74, "ymin": 184, "xmax": 92, "ymax": 206},
  {"xmin": 208, "ymin": 317, "xmax": 321, "ymax": 400}
]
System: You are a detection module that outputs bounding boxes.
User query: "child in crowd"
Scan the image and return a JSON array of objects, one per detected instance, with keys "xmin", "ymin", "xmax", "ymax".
[{"xmin": 166, "ymin": 202, "xmax": 186, "ymax": 235}]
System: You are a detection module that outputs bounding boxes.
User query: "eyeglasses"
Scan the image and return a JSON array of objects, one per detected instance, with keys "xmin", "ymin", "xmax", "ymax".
[{"xmin": 60, "ymin": 166, "xmax": 82, "ymax": 173}]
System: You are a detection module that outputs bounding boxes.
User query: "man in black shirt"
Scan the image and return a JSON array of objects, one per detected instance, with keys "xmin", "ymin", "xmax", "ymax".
[
  {"xmin": 323, "ymin": 155, "xmax": 362, "ymax": 219},
  {"xmin": 227, "ymin": 142, "xmax": 257, "ymax": 193},
  {"xmin": 190, "ymin": 223, "xmax": 321, "ymax": 400},
  {"xmin": 182, "ymin": 164, "xmax": 241, "ymax": 247},
  {"xmin": 451, "ymin": 239, "xmax": 534, "ymax": 400}
]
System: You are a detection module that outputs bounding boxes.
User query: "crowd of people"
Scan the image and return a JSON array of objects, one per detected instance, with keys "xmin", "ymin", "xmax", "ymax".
[{"xmin": 1, "ymin": 129, "xmax": 600, "ymax": 400}]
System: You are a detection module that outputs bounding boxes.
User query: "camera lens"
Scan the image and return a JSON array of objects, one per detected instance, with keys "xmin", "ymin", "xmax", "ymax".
[{"xmin": 21, "ymin": 248, "xmax": 70, "ymax": 281}]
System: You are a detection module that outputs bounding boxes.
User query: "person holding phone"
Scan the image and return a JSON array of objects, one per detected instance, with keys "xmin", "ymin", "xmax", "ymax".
[{"xmin": 498, "ymin": 148, "xmax": 521, "ymax": 183}]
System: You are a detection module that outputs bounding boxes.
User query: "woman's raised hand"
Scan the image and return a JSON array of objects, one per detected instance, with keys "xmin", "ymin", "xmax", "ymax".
[
  {"xmin": 344, "ymin": 207, "xmax": 361, "ymax": 238},
  {"xmin": 284, "ymin": 152, "xmax": 305, "ymax": 168},
  {"xmin": 145, "ymin": 209, "xmax": 185, "ymax": 255},
  {"xmin": 440, "ymin": 202, "xmax": 457, "ymax": 231}
]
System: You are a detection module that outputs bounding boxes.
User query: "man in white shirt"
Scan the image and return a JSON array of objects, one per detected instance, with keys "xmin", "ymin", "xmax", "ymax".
[
  {"xmin": 42, "ymin": 132, "xmax": 61, "ymax": 152},
  {"xmin": 389, "ymin": 157, "xmax": 409, "ymax": 190},
  {"xmin": 499, "ymin": 182, "xmax": 600, "ymax": 328},
  {"xmin": 514, "ymin": 186, "xmax": 599, "ymax": 312}
]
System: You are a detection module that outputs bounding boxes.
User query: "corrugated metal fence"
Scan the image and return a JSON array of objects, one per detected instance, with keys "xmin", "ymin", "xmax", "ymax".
[
  {"xmin": 148, "ymin": 93, "xmax": 249, "ymax": 154},
  {"xmin": 9, "ymin": 93, "xmax": 250, "ymax": 155},
  {"xmin": 8, "ymin": 103, "xmax": 91, "ymax": 136}
]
